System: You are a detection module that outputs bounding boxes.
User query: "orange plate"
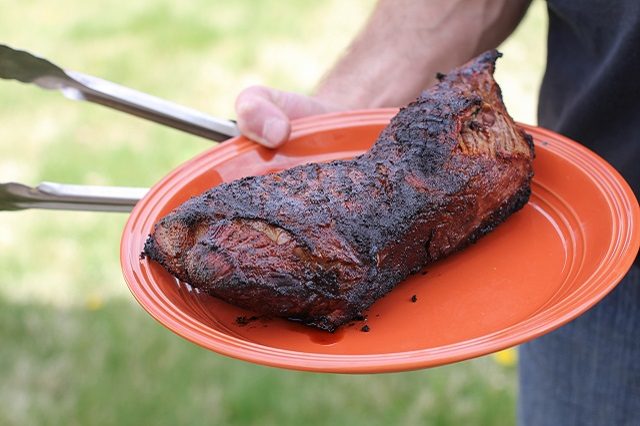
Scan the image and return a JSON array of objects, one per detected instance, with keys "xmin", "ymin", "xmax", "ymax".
[{"xmin": 121, "ymin": 109, "xmax": 639, "ymax": 373}]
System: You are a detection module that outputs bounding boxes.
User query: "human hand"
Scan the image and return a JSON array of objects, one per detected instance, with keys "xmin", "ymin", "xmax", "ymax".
[{"xmin": 235, "ymin": 86, "xmax": 342, "ymax": 148}]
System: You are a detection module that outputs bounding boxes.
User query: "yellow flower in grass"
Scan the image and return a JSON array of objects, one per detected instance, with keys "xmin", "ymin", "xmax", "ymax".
[
  {"xmin": 493, "ymin": 348, "xmax": 518, "ymax": 367},
  {"xmin": 85, "ymin": 294, "xmax": 104, "ymax": 311}
]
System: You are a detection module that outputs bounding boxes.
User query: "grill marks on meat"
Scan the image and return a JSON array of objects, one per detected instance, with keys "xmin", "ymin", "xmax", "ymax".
[{"xmin": 144, "ymin": 50, "xmax": 534, "ymax": 331}]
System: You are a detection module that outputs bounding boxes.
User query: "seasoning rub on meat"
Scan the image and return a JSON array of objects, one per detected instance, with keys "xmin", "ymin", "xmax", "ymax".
[{"xmin": 143, "ymin": 50, "xmax": 534, "ymax": 332}]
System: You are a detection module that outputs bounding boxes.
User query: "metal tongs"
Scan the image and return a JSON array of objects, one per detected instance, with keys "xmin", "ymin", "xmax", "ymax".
[{"xmin": 0, "ymin": 44, "xmax": 241, "ymax": 212}]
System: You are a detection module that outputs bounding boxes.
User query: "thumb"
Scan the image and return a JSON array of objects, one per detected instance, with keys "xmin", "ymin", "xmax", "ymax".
[{"xmin": 235, "ymin": 86, "xmax": 337, "ymax": 148}]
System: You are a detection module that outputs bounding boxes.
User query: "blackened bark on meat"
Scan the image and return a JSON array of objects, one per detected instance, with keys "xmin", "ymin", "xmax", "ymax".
[{"xmin": 144, "ymin": 50, "xmax": 534, "ymax": 332}]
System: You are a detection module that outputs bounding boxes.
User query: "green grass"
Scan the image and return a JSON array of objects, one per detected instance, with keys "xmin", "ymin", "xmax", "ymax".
[
  {"xmin": 0, "ymin": 1, "xmax": 547, "ymax": 424},
  {"xmin": 0, "ymin": 297, "xmax": 517, "ymax": 426}
]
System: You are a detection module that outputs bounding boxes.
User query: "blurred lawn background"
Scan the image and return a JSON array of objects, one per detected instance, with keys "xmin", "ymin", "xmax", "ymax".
[{"xmin": 0, "ymin": 1, "xmax": 547, "ymax": 425}]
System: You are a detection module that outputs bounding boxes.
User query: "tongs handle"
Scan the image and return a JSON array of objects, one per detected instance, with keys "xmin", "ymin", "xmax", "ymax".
[
  {"xmin": 0, "ymin": 182, "xmax": 147, "ymax": 212},
  {"xmin": 0, "ymin": 44, "xmax": 239, "ymax": 142},
  {"xmin": 65, "ymin": 71, "xmax": 240, "ymax": 142}
]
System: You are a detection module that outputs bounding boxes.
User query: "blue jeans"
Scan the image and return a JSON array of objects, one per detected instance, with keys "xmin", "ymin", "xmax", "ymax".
[{"xmin": 518, "ymin": 263, "xmax": 640, "ymax": 426}]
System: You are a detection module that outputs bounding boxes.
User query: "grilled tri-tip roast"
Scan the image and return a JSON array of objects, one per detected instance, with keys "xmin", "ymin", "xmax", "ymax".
[{"xmin": 143, "ymin": 50, "xmax": 534, "ymax": 332}]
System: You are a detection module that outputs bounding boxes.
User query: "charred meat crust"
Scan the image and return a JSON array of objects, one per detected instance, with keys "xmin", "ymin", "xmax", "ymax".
[{"xmin": 143, "ymin": 50, "xmax": 534, "ymax": 332}]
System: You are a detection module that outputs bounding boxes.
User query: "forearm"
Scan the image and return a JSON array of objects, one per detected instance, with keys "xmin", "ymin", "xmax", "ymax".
[
  {"xmin": 314, "ymin": 0, "xmax": 531, "ymax": 109},
  {"xmin": 235, "ymin": 0, "xmax": 531, "ymax": 147}
]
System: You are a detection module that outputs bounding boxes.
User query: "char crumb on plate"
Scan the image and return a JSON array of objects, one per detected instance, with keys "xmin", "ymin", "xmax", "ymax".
[{"xmin": 235, "ymin": 315, "xmax": 259, "ymax": 326}]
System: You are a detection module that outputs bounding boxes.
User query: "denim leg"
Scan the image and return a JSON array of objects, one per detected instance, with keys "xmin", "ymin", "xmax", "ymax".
[{"xmin": 518, "ymin": 264, "xmax": 640, "ymax": 426}]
